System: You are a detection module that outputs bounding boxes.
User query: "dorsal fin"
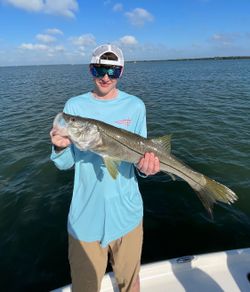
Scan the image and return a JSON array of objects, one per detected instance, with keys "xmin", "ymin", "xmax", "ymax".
[{"xmin": 151, "ymin": 134, "xmax": 172, "ymax": 153}]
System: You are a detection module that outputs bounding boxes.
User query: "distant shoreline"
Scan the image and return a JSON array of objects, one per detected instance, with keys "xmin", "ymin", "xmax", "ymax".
[
  {"xmin": 1, "ymin": 56, "xmax": 250, "ymax": 67},
  {"xmin": 127, "ymin": 56, "xmax": 250, "ymax": 63}
]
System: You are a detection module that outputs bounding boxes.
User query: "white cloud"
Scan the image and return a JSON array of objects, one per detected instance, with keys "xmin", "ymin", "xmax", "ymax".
[
  {"xmin": 18, "ymin": 42, "xmax": 65, "ymax": 60},
  {"xmin": 46, "ymin": 28, "xmax": 64, "ymax": 35},
  {"xmin": 125, "ymin": 8, "xmax": 153, "ymax": 27},
  {"xmin": 77, "ymin": 46, "xmax": 86, "ymax": 56},
  {"xmin": 120, "ymin": 35, "xmax": 138, "ymax": 46},
  {"xmin": 47, "ymin": 45, "xmax": 65, "ymax": 56},
  {"xmin": 212, "ymin": 34, "xmax": 227, "ymax": 41},
  {"xmin": 12, "ymin": 28, "xmax": 68, "ymax": 65},
  {"xmin": 36, "ymin": 34, "xmax": 56, "ymax": 43},
  {"xmin": 113, "ymin": 3, "xmax": 123, "ymax": 12},
  {"xmin": 53, "ymin": 45, "xmax": 65, "ymax": 52},
  {"xmin": 19, "ymin": 43, "xmax": 49, "ymax": 51},
  {"xmin": 5, "ymin": 0, "xmax": 43, "ymax": 12},
  {"xmin": 44, "ymin": 0, "xmax": 78, "ymax": 18},
  {"xmin": 211, "ymin": 33, "xmax": 234, "ymax": 46},
  {"xmin": 4, "ymin": 0, "xmax": 79, "ymax": 18},
  {"xmin": 70, "ymin": 34, "xmax": 96, "ymax": 47}
]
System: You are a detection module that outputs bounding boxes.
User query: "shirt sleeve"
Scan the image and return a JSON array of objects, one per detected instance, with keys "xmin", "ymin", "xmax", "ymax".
[
  {"xmin": 50, "ymin": 145, "xmax": 75, "ymax": 170},
  {"xmin": 50, "ymin": 100, "xmax": 76, "ymax": 170}
]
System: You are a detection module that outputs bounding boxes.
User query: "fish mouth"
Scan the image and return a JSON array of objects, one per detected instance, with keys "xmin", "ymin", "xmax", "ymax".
[
  {"xmin": 52, "ymin": 112, "xmax": 69, "ymax": 137},
  {"xmin": 53, "ymin": 112, "xmax": 67, "ymax": 128}
]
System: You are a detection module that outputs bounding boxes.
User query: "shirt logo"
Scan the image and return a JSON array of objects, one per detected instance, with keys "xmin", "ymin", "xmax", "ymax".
[{"xmin": 115, "ymin": 119, "xmax": 132, "ymax": 127}]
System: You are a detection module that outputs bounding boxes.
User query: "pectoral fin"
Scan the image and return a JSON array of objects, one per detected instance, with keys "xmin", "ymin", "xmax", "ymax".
[{"xmin": 103, "ymin": 157, "xmax": 120, "ymax": 179}]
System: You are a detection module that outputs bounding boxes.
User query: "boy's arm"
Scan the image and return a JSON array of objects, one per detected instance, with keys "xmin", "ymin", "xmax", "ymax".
[
  {"xmin": 50, "ymin": 145, "xmax": 75, "ymax": 170},
  {"xmin": 50, "ymin": 127, "xmax": 75, "ymax": 170}
]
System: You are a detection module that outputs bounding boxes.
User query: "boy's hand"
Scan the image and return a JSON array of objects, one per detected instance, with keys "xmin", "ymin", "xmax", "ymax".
[
  {"xmin": 50, "ymin": 128, "xmax": 71, "ymax": 149},
  {"xmin": 137, "ymin": 152, "xmax": 160, "ymax": 176}
]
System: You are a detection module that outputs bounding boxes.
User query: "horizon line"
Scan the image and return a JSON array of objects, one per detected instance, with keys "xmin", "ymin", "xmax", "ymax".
[{"xmin": 1, "ymin": 55, "xmax": 250, "ymax": 68}]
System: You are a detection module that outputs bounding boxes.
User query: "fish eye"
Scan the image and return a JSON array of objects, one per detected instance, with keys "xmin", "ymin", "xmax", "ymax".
[{"xmin": 71, "ymin": 118, "xmax": 76, "ymax": 122}]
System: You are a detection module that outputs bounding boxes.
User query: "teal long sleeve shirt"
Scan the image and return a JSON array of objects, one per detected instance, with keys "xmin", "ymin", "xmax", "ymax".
[{"xmin": 51, "ymin": 90, "xmax": 147, "ymax": 247}]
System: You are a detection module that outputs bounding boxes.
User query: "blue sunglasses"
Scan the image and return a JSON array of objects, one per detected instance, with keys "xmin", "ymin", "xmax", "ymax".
[{"xmin": 90, "ymin": 65, "xmax": 123, "ymax": 79}]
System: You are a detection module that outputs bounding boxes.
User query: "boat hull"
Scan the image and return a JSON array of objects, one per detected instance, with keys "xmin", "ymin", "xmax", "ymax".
[{"xmin": 51, "ymin": 248, "xmax": 250, "ymax": 292}]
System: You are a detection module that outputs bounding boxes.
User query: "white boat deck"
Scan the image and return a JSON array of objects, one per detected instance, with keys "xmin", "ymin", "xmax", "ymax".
[{"xmin": 52, "ymin": 248, "xmax": 250, "ymax": 292}]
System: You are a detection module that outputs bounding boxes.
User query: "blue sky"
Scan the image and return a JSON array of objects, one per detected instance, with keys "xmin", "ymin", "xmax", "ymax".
[{"xmin": 1, "ymin": 0, "xmax": 250, "ymax": 66}]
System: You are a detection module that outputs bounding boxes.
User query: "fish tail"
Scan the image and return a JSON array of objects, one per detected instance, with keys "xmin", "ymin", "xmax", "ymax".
[{"xmin": 193, "ymin": 176, "xmax": 238, "ymax": 216}]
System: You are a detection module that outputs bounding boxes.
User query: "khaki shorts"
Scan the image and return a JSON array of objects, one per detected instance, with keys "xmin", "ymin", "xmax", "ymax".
[{"xmin": 68, "ymin": 222, "xmax": 143, "ymax": 292}]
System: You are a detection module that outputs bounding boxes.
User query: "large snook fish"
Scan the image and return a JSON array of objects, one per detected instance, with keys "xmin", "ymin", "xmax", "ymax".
[{"xmin": 53, "ymin": 112, "xmax": 238, "ymax": 215}]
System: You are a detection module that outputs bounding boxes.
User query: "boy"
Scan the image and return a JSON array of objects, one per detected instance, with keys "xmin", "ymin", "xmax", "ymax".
[{"xmin": 50, "ymin": 44, "xmax": 159, "ymax": 292}]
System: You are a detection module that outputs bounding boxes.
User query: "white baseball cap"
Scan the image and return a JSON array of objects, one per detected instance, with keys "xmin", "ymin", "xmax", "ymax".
[{"xmin": 90, "ymin": 44, "xmax": 124, "ymax": 67}]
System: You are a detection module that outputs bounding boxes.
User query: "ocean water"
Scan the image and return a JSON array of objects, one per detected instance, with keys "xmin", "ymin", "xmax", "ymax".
[{"xmin": 0, "ymin": 60, "xmax": 249, "ymax": 291}]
